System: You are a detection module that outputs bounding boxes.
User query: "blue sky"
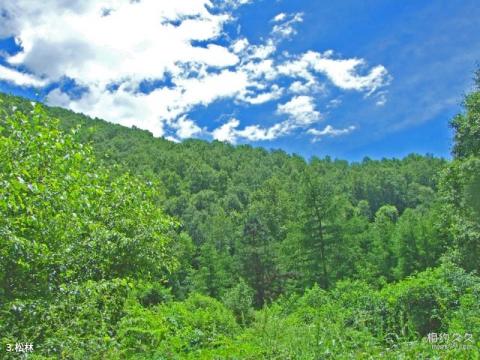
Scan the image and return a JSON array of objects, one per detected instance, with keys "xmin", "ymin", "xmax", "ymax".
[{"xmin": 0, "ymin": 0, "xmax": 479, "ymax": 161}]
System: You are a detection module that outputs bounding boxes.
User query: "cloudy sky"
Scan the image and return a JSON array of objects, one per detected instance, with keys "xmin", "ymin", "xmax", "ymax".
[{"xmin": 0, "ymin": 0, "xmax": 479, "ymax": 160}]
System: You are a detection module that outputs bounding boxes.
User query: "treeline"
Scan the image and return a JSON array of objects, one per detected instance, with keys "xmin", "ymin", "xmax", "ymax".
[{"xmin": 0, "ymin": 71, "xmax": 479, "ymax": 358}]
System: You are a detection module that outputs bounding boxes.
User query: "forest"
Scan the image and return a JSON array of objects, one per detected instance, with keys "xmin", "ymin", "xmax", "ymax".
[{"xmin": 0, "ymin": 71, "xmax": 479, "ymax": 358}]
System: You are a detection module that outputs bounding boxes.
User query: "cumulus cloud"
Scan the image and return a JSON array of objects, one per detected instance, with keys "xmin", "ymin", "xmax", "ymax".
[
  {"xmin": 231, "ymin": 38, "xmax": 249, "ymax": 53},
  {"xmin": 0, "ymin": 1, "xmax": 390, "ymax": 142},
  {"xmin": 307, "ymin": 125, "xmax": 356, "ymax": 142},
  {"xmin": 289, "ymin": 79, "xmax": 325, "ymax": 94},
  {"xmin": 0, "ymin": 64, "xmax": 45, "ymax": 87},
  {"xmin": 5, "ymin": 1, "xmax": 236, "ymax": 85},
  {"xmin": 271, "ymin": 12, "xmax": 304, "ymax": 40},
  {"xmin": 173, "ymin": 116, "xmax": 203, "ymax": 139},
  {"xmin": 218, "ymin": 0, "xmax": 253, "ymax": 10},
  {"xmin": 236, "ymin": 123, "xmax": 287, "ymax": 141},
  {"xmin": 279, "ymin": 50, "xmax": 390, "ymax": 93},
  {"xmin": 277, "ymin": 96, "xmax": 322, "ymax": 125},
  {"xmin": 272, "ymin": 13, "xmax": 287, "ymax": 22},
  {"xmin": 212, "ymin": 118, "xmax": 241, "ymax": 143},
  {"xmin": 213, "ymin": 96, "xmax": 323, "ymax": 143},
  {"xmin": 239, "ymin": 84, "xmax": 283, "ymax": 104},
  {"xmin": 212, "ymin": 118, "xmax": 290, "ymax": 143}
]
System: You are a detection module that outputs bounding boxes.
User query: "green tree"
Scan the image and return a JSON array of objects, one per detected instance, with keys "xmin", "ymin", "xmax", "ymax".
[
  {"xmin": 298, "ymin": 162, "xmax": 337, "ymax": 289},
  {"xmin": 369, "ymin": 205, "xmax": 398, "ymax": 282},
  {"xmin": 440, "ymin": 72, "xmax": 480, "ymax": 272},
  {"xmin": 450, "ymin": 82, "xmax": 480, "ymax": 159},
  {"xmin": 222, "ymin": 278, "xmax": 254, "ymax": 326}
]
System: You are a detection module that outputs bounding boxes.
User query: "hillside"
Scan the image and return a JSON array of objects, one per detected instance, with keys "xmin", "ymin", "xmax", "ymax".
[{"xmin": 1, "ymin": 87, "xmax": 479, "ymax": 358}]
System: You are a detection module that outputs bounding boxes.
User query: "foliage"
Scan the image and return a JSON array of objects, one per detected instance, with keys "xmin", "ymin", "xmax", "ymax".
[{"xmin": 0, "ymin": 74, "xmax": 479, "ymax": 358}]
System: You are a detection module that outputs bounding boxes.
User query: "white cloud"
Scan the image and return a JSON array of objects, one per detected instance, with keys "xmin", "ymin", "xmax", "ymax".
[
  {"xmin": 375, "ymin": 91, "xmax": 388, "ymax": 106},
  {"xmin": 219, "ymin": 0, "xmax": 253, "ymax": 9},
  {"xmin": 211, "ymin": 117, "xmax": 290, "ymax": 143},
  {"xmin": 0, "ymin": 2, "xmax": 390, "ymax": 142},
  {"xmin": 289, "ymin": 79, "xmax": 325, "ymax": 94},
  {"xmin": 213, "ymin": 95, "xmax": 323, "ymax": 143},
  {"xmin": 271, "ymin": 12, "xmax": 304, "ymax": 40},
  {"xmin": 239, "ymin": 84, "xmax": 283, "ymax": 104},
  {"xmin": 172, "ymin": 70, "xmax": 249, "ymax": 111},
  {"xmin": 165, "ymin": 135, "xmax": 181, "ymax": 143},
  {"xmin": 289, "ymin": 80, "xmax": 310, "ymax": 94},
  {"xmin": 237, "ymin": 123, "xmax": 285, "ymax": 141},
  {"xmin": 279, "ymin": 50, "xmax": 390, "ymax": 93},
  {"xmin": 327, "ymin": 98, "xmax": 342, "ymax": 109},
  {"xmin": 46, "ymin": 69, "xmax": 250, "ymax": 136},
  {"xmin": 45, "ymin": 88, "xmax": 71, "ymax": 107},
  {"xmin": 272, "ymin": 13, "xmax": 286, "ymax": 22},
  {"xmin": 173, "ymin": 116, "xmax": 202, "ymax": 139},
  {"xmin": 0, "ymin": 64, "xmax": 45, "ymax": 87},
  {"xmin": 5, "ymin": 1, "xmax": 236, "ymax": 85},
  {"xmin": 212, "ymin": 118, "xmax": 241, "ymax": 143},
  {"xmin": 247, "ymin": 40, "xmax": 277, "ymax": 60},
  {"xmin": 277, "ymin": 95, "xmax": 322, "ymax": 125},
  {"xmin": 232, "ymin": 38, "xmax": 249, "ymax": 53},
  {"xmin": 307, "ymin": 125, "xmax": 356, "ymax": 142},
  {"xmin": 242, "ymin": 59, "xmax": 277, "ymax": 80}
]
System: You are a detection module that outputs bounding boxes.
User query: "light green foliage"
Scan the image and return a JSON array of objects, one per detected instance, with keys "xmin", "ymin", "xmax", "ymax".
[
  {"xmin": 117, "ymin": 293, "xmax": 239, "ymax": 359},
  {"xmin": 0, "ymin": 106, "xmax": 178, "ymax": 297},
  {"xmin": 451, "ymin": 90, "xmax": 480, "ymax": 159},
  {"xmin": 200, "ymin": 264, "xmax": 480, "ymax": 358},
  {"xmin": 222, "ymin": 278, "xmax": 255, "ymax": 326},
  {"xmin": 1, "ymin": 279, "xmax": 132, "ymax": 358},
  {"xmin": 0, "ymin": 104, "xmax": 179, "ymax": 358}
]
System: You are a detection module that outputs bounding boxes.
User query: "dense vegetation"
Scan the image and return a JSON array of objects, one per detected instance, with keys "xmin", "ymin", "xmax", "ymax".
[{"xmin": 0, "ymin": 71, "xmax": 479, "ymax": 358}]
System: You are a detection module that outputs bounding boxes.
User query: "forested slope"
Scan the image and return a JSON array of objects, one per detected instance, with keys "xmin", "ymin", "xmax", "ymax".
[{"xmin": 0, "ymin": 73, "xmax": 479, "ymax": 358}]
